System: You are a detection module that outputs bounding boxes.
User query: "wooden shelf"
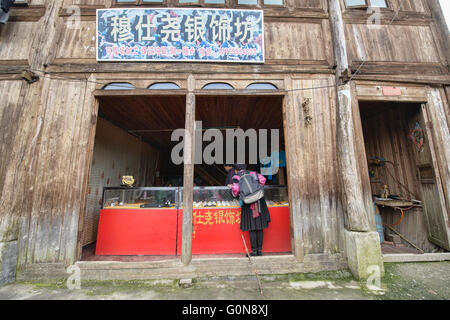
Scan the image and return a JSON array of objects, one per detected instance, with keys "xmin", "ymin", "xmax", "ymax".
[{"xmin": 374, "ymin": 199, "xmax": 414, "ymax": 208}]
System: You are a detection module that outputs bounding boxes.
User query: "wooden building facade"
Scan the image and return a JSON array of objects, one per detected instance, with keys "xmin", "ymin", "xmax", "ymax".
[{"xmin": 0, "ymin": 0, "xmax": 449, "ymax": 283}]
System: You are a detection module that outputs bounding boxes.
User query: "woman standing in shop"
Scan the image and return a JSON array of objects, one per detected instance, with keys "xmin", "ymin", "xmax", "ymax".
[{"xmin": 230, "ymin": 164, "xmax": 271, "ymax": 257}]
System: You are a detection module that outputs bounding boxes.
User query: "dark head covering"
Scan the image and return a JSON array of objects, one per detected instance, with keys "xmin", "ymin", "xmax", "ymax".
[
  {"xmin": 225, "ymin": 167, "xmax": 234, "ymax": 185},
  {"xmin": 233, "ymin": 163, "xmax": 247, "ymax": 171}
]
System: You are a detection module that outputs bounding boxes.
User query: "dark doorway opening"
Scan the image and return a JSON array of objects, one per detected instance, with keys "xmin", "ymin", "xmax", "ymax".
[{"xmin": 359, "ymin": 101, "xmax": 448, "ymax": 254}]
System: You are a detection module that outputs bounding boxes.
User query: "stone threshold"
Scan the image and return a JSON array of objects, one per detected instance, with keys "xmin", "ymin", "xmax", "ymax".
[
  {"xmin": 383, "ymin": 252, "xmax": 450, "ymax": 263},
  {"xmin": 16, "ymin": 253, "xmax": 347, "ymax": 282}
]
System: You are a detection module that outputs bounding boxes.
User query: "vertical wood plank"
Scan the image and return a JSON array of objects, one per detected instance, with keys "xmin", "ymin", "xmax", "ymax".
[{"xmin": 181, "ymin": 74, "xmax": 196, "ymax": 266}]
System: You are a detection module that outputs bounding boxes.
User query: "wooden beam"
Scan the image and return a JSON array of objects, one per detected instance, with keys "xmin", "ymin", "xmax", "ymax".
[
  {"xmin": 329, "ymin": 0, "xmax": 371, "ymax": 232},
  {"xmin": 283, "ymin": 75, "xmax": 304, "ymax": 261},
  {"xmin": 181, "ymin": 75, "xmax": 196, "ymax": 266},
  {"xmin": 194, "ymin": 90, "xmax": 287, "ymax": 96},
  {"xmin": 425, "ymin": 88, "xmax": 450, "ymax": 223},
  {"xmin": 93, "ymin": 89, "xmax": 188, "ymax": 97}
]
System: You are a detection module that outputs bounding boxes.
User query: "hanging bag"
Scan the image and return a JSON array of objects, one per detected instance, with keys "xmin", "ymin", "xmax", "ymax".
[{"xmin": 238, "ymin": 171, "xmax": 264, "ymax": 204}]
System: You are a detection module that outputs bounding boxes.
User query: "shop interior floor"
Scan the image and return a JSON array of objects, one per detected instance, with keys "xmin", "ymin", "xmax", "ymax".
[
  {"xmin": 81, "ymin": 243, "xmax": 291, "ymax": 262},
  {"xmin": 381, "ymin": 242, "xmax": 422, "ymax": 254}
]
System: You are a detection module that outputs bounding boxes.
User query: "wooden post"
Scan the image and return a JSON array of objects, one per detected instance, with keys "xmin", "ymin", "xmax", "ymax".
[
  {"xmin": 426, "ymin": 88, "xmax": 450, "ymax": 214},
  {"xmin": 75, "ymin": 75, "xmax": 99, "ymax": 262},
  {"xmin": 328, "ymin": 0, "xmax": 383, "ymax": 279},
  {"xmin": 283, "ymin": 76, "xmax": 305, "ymax": 261},
  {"xmin": 181, "ymin": 75, "xmax": 196, "ymax": 266},
  {"xmin": 335, "ymin": 83, "xmax": 371, "ymax": 232},
  {"xmin": 329, "ymin": 0, "xmax": 371, "ymax": 232}
]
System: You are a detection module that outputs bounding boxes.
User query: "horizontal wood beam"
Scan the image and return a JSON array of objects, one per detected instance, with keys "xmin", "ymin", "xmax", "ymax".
[
  {"xmin": 93, "ymin": 89, "xmax": 188, "ymax": 97},
  {"xmin": 44, "ymin": 63, "xmax": 334, "ymax": 75},
  {"xmin": 194, "ymin": 90, "xmax": 287, "ymax": 96}
]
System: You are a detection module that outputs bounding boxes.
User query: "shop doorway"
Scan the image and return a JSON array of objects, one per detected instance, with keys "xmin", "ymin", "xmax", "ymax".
[
  {"xmin": 185, "ymin": 95, "xmax": 291, "ymax": 257},
  {"xmin": 79, "ymin": 92, "xmax": 292, "ymax": 261},
  {"xmin": 358, "ymin": 101, "xmax": 450, "ymax": 254},
  {"xmin": 80, "ymin": 94, "xmax": 186, "ymax": 261}
]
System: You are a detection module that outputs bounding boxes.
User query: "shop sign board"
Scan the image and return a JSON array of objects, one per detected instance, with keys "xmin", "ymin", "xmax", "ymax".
[{"xmin": 96, "ymin": 8, "xmax": 264, "ymax": 63}]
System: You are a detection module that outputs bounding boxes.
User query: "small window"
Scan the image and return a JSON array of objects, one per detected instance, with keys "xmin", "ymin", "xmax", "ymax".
[
  {"xmin": 263, "ymin": 0, "xmax": 283, "ymax": 5},
  {"xmin": 103, "ymin": 83, "xmax": 136, "ymax": 90},
  {"xmin": 345, "ymin": 0, "xmax": 388, "ymax": 8},
  {"xmin": 202, "ymin": 82, "xmax": 234, "ymax": 90},
  {"xmin": 238, "ymin": 0, "xmax": 258, "ymax": 5},
  {"xmin": 115, "ymin": 0, "xmax": 164, "ymax": 4},
  {"xmin": 370, "ymin": 0, "xmax": 388, "ymax": 7},
  {"xmin": 237, "ymin": 0, "xmax": 284, "ymax": 6},
  {"xmin": 246, "ymin": 82, "xmax": 278, "ymax": 90},
  {"xmin": 148, "ymin": 82, "xmax": 181, "ymax": 90}
]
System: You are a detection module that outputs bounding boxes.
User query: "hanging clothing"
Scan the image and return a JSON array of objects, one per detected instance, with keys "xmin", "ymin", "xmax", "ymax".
[
  {"xmin": 225, "ymin": 168, "xmax": 234, "ymax": 185},
  {"xmin": 0, "ymin": 0, "xmax": 14, "ymax": 24},
  {"xmin": 1, "ymin": 0, "xmax": 15, "ymax": 13},
  {"xmin": 0, "ymin": 10, "xmax": 8, "ymax": 24}
]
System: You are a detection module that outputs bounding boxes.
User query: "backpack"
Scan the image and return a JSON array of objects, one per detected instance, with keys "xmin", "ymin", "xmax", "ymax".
[{"xmin": 238, "ymin": 171, "xmax": 264, "ymax": 204}]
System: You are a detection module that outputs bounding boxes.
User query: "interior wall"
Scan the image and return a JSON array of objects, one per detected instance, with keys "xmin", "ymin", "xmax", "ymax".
[
  {"xmin": 360, "ymin": 102, "xmax": 439, "ymax": 252},
  {"xmin": 82, "ymin": 117, "xmax": 159, "ymax": 246}
]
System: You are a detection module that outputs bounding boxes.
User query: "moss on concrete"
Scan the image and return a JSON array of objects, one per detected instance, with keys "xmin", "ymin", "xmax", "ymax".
[{"xmin": 10, "ymin": 262, "xmax": 449, "ymax": 300}]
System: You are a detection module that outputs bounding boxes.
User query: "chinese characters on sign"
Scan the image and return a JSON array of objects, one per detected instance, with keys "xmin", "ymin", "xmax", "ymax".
[
  {"xmin": 192, "ymin": 209, "xmax": 241, "ymax": 239},
  {"xmin": 96, "ymin": 8, "xmax": 264, "ymax": 63}
]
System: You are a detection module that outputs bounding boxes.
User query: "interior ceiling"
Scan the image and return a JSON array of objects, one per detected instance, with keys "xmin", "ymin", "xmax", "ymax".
[
  {"xmin": 98, "ymin": 95, "xmax": 284, "ymax": 150},
  {"xmin": 358, "ymin": 101, "xmax": 419, "ymax": 121}
]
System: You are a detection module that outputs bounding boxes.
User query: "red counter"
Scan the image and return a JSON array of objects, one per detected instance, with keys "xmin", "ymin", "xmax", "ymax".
[
  {"xmin": 96, "ymin": 206, "xmax": 291, "ymax": 255},
  {"xmin": 95, "ymin": 208, "xmax": 178, "ymax": 255},
  {"xmin": 177, "ymin": 206, "xmax": 291, "ymax": 255}
]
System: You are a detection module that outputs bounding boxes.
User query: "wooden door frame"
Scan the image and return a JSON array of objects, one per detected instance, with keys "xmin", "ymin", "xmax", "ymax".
[
  {"xmin": 75, "ymin": 85, "xmax": 295, "ymax": 263},
  {"xmin": 353, "ymin": 81, "xmax": 450, "ymax": 248}
]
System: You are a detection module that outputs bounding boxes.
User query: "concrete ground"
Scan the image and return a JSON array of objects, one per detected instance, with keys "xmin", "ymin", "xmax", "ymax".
[{"xmin": 0, "ymin": 261, "xmax": 449, "ymax": 300}]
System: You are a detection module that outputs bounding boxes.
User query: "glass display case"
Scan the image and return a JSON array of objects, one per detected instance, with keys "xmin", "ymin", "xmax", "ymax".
[
  {"xmin": 263, "ymin": 186, "xmax": 289, "ymax": 206},
  {"xmin": 192, "ymin": 187, "xmax": 241, "ymax": 208},
  {"xmin": 102, "ymin": 187, "xmax": 179, "ymax": 209},
  {"xmin": 183, "ymin": 185, "xmax": 288, "ymax": 208},
  {"xmin": 102, "ymin": 186, "xmax": 288, "ymax": 209}
]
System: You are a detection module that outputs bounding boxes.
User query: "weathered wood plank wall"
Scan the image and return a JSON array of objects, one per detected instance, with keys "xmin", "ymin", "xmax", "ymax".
[
  {"xmin": 0, "ymin": 0, "xmax": 449, "ymax": 268},
  {"xmin": 341, "ymin": 0, "xmax": 448, "ymax": 76},
  {"xmin": 285, "ymin": 76, "xmax": 345, "ymax": 255},
  {"xmin": 16, "ymin": 77, "xmax": 97, "ymax": 264}
]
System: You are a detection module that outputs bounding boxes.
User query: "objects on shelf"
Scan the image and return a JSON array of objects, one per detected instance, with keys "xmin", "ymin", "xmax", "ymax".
[{"xmin": 102, "ymin": 186, "xmax": 289, "ymax": 209}]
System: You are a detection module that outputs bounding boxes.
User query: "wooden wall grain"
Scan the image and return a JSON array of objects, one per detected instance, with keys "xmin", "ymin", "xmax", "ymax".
[
  {"xmin": 286, "ymin": 76, "xmax": 345, "ymax": 255},
  {"xmin": 0, "ymin": 22, "xmax": 38, "ymax": 61},
  {"xmin": 265, "ymin": 20, "xmax": 333, "ymax": 65},
  {"xmin": 0, "ymin": 80, "xmax": 26, "ymax": 243},
  {"xmin": 16, "ymin": 77, "xmax": 97, "ymax": 264},
  {"xmin": 0, "ymin": 0, "xmax": 448, "ymax": 266},
  {"xmin": 82, "ymin": 117, "xmax": 159, "ymax": 246},
  {"xmin": 0, "ymin": 76, "xmax": 98, "ymax": 266},
  {"xmin": 53, "ymin": 19, "xmax": 334, "ymax": 68},
  {"xmin": 345, "ymin": 24, "xmax": 441, "ymax": 64}
]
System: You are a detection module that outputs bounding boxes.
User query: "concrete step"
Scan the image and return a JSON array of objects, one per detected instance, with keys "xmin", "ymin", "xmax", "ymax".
[{"xmin": 16, "ymin": 253, "xmax": 347, "ymax": 282}]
